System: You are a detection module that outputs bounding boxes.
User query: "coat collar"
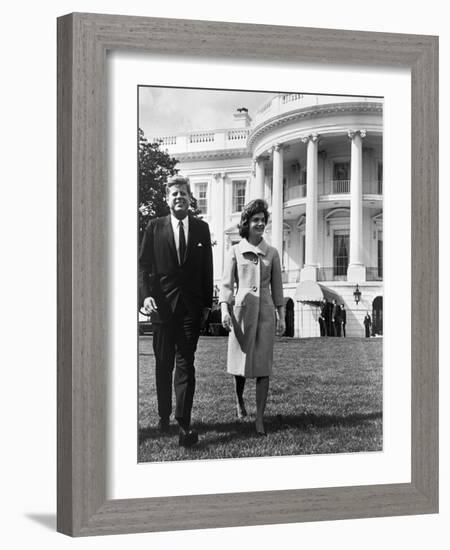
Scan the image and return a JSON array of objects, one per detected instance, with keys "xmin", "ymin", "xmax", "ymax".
[{"xmin": 238, "ymin": 237, "xmax": 268, "ymax": 256}]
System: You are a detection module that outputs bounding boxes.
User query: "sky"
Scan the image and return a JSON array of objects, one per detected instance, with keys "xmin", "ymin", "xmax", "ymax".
[
  {"xmin": 138, "ymin": 86, "xmax": 275, "ymax": 139},
  {"xmin": 138, "ymin": 86, "xmax": 379, "ymax": 140}
]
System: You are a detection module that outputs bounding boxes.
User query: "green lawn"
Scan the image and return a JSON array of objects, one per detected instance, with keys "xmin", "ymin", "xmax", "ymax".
[{"xmin": 138, "ymin": 336, "xmax": 382, "ymax": 462}]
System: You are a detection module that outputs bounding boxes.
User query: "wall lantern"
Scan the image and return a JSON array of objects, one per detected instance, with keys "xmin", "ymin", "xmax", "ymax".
[{"xmin": 353, "ymin": 284, "xmax": 362, "ymax": 305}]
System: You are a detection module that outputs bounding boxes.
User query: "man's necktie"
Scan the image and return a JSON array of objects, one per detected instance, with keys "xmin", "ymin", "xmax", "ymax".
[{"xmin": 178, "ymin": 220, "xmax": 186, "ymax": 264}]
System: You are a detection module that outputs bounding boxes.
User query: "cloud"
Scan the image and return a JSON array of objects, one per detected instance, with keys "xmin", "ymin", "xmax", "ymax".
[{"xmin": 139, "ymin": 86, "xmax": 274, "ymax": 138}]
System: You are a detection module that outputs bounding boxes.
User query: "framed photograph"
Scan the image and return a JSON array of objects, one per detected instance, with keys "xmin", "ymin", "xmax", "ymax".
[
  {"xmin": 57, "ymin": 13, "xmax": 438, "ymax": 536},
  {"xmin": 136, "ymin": 86, "xmax": 384, "ymax": 464}
]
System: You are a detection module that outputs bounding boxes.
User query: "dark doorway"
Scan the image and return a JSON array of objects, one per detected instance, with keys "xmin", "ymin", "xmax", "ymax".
[
  {"xmin": 372, "ymin": 296, "xmax": 383, "ymax": 335},
  {"xmin": 285, "ymin": 298, "xmax": 294, "ymax": 337}
]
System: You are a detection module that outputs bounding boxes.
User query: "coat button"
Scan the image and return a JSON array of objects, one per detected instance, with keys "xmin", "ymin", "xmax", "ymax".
[{"xmin": 252, "ymin": 285, "xmax": 257, "ymax": 292}]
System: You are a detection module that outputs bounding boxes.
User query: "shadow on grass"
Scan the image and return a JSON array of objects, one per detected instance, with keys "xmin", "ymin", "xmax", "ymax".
[
  {"xmin": 139, "ymin": 410, "xmax": 382, "ymax": 445},
  {"xmin": 266, "ymin": 411, "xmax": 382, "ymax": 431}
]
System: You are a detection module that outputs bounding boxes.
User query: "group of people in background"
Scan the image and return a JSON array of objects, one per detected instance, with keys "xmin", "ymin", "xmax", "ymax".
[
  {"xmin": 318, "ymin": 299, "xmax": 347, "ymax": 337},
  {"xmin": 319, "ymin": 300, "xmax": 373, "ymax": 338}
]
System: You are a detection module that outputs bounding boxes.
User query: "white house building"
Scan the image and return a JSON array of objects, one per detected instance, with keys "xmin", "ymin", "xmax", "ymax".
[{"xmin": 153, "ymin": 93, "xmax": 383, "ymax": 338}]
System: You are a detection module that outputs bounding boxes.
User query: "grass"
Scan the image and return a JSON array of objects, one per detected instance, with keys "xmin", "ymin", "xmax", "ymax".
[{"xmin": 138, "ymin": 336, "xmax": 382, "ymax": 462}]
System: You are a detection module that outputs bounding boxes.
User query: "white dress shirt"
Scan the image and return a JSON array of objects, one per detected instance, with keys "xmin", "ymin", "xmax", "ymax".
[{"xmin": 170, "ymin": 214, "xmax": 189, "ymax": 264}]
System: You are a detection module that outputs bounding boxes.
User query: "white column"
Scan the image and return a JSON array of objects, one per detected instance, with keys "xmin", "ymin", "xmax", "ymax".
[
  {"xmin": 264, "ymin": 167, "xmax": 272, "ymax": 203},
  {"xmin": 300, "ymin": 133, "xmax": 319, "ymax": 282},
  {"xmin": 254, "ymin": 155, "xmax": 266, "ymax": 200},
  {"xmin": 271, "ymin": 144, "xmax": 284, "ymax": 256},
  {"xmin": 347, "ymin": 129, "xmax": 366, "ymax": 282},
  {"xmin": 213, "ymin": 172, "xmax": 226, "ymax": 278}
]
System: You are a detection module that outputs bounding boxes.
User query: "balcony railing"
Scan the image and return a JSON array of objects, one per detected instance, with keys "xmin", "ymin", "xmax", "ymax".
[
  {"xmin": 155, "ymin": 135, "xmax": 177, "ymax": 146},
  {"xmin": 317, "ymin": 267, "xmax": 348, "ymax": 282},
  {"xmin": 189, "ymin": 132, "xmax": 215, "ymax": 143},
  {"xmin": 280, "ymin": 266, "xmax": 383, "ymax": 283},
  {"xmin": 331, "ymin": 179, "xmax": 350, "ymax": 194},
  {"xmin": 319, "ymin": 180, "xmax": 383, "ymax": 196},
  {"xmin": 227, "ymin": 128, "xmax": 250, "ymax": 141},
  {"xmin": 281, "ymin": 93, "xmax": 304, "ymax": 104},
  {"xmin": 281, "ymin": 269, "xmax": 301, "ymax": 284},
  {"xmin": 285, "ymin": 183, "xmax": 307, "ymax": 201},
  {"xmin": 366, "ymin": 267, "xmax": 383, "ymax": 281},
  {"xmin": 152, "ymin": 127, "xmax": 249, "ymax": 154}
]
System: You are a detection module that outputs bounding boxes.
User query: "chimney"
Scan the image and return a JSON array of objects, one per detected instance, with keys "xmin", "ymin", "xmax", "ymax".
[{"xmin": 233, "ymin": 108, "xmax": 252, "ymax": 128}]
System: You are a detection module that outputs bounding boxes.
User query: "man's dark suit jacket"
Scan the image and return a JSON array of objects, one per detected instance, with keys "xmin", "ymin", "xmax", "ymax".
[
  {"xmin": 332, "ymin": 303, "xmax": 342, "ymax": 323},
  {"xmin": 139, "ymin": 214, "xmax": 213, "ymax": 323}
]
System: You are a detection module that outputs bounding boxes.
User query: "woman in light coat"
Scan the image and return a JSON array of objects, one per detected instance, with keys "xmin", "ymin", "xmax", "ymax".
[{"xmin": 220, "ymin": 199, "xmax": 285, "ymax": 436}]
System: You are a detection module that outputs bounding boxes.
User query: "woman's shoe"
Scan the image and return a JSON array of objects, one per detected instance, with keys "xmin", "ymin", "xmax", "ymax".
[
  {"xmin": 236, "ymin": 401, "xmax": 247, "ymax": 419},
  {"xmin": 255, "ymin": 420, "xmax": 266, "ymax": 436}
]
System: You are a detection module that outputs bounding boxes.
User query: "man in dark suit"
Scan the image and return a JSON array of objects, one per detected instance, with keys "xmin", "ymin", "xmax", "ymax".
[
  {"xmin": 139, "ymin": 175, "xmax": 213, "ymax": 447},
  {"xmin": 318, "ymin": 299, "xmax": 327, "ymax": 336},
  {"xmin": 332, "ymin": 299, "xmax": 342, "ymax": 337},
  {"xmin": 341, "ymin": 304, "xmax": 347, "ymax": 337}
]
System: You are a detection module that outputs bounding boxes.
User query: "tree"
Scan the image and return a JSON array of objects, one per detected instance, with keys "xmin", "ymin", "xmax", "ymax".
[
  {"xmin": 138, "ymin": 128, "xmax": 177, "ymax": 236},
  {"xmin": 138, "ymin": 128, "xmax": 202, "ymax": 238}
]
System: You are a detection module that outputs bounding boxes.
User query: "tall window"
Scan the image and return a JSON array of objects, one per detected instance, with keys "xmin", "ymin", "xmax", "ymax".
[
  {"xmin": 195, "ymin": 182, "xmax": 208, "ymax": 215},
  {"xmin": 232, "ymin": 180, "xmax": 246, "ymax": 212},
  {"xmin": 377, "ymin": 230, "xmax": 383, "ymax": 278},
  {"xmin": 333, "ymin": 231, "xmax": 349, "ymax": 276}
]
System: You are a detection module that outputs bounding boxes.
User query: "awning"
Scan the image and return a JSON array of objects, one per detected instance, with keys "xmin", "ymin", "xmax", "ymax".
[{"xmin": 294, "ymin": 280, "xmax": 341, "ymax": 303}]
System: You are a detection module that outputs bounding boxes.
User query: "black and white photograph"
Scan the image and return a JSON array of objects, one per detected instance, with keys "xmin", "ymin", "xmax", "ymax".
[{"xmin": 138, "ymin": 86, "xmax": 384, "ymax": 462}]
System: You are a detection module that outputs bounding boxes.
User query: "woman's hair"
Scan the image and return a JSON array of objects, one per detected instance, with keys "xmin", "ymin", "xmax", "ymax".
[{"xmin": 238, "ymin": 199, "xmax": 269, "ymax": 238}]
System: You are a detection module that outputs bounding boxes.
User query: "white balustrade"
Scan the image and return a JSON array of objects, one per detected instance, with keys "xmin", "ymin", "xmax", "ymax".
[
  {"xmin": 332, "ymin": 179, "xmax": 350, "ymax": 194},
  {"xmin": 227, "ymin": 129, "xmax": 249, "ymax": 141},
  {"xmin": 189, "ymin": 132, "xmax": 215, "ymax": 143}
]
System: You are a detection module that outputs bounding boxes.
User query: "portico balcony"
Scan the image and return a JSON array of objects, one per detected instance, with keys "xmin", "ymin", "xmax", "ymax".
[
  {"xmin": 282, "ymin": 266, "xmax": 383, "ymax": 284},
  {"xmin": 284, "ymin": 180, "xmax": 383, "ymax": 202},
  {"xmin": 317, "ymin": 267, "xmax": 347, "ymax": 282}
]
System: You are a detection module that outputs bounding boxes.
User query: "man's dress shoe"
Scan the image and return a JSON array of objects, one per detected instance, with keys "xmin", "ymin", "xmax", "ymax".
[
  {"xmin": 158, "ymin": 418, "xmax": 170, "ymax": 433},
  {"xmin": 179, "ymin": 429, "xmax": 199, "ymax": 447}
]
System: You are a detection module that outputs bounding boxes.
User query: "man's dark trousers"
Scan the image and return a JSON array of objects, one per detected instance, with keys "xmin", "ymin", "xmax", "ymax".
[{"xmin": 152, "ymin": 299, "xmax": 201, "ymax": 430}]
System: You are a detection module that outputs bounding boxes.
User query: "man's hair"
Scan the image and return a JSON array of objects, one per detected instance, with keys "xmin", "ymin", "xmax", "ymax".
[
  {"xmin": 166, "ymin": 174, "xmax": 192, "ymax": 196},
  {"xmin": 238, "ymin": 199, "xmax": 269, "ymax": 239}
]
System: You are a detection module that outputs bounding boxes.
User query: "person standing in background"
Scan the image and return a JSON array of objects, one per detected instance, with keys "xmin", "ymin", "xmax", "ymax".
[
  {"xmin": 341, "ymin": 304, "xmax": 347, "ymax": 337},
  {"xmin": 363, "ymin": 312, "xmax": 372, "ymax": 338},
  {"xmin": 332, "ymin": 299, "xmax": 342, "ymax": 337}
]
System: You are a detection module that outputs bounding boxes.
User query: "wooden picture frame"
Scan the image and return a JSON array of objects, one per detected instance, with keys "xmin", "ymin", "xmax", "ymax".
[{"xmin": 57, "ymin": 12, "xmax": 438, "ymax": 536}]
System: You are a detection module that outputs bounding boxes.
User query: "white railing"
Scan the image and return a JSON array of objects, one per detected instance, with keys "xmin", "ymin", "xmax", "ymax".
[
  {"xmin": 286, "ymin": 184, "xmax": 307, "ymax": 201},
  {"xmin": 227, "ymin": 129, "xmax": 250, "ymax": 141},
  {"xmin": 281, "ymin": 93, "xmax": 304, "ymax": 104},
  {"xmin": 332, "ymin": 179, "xmax": 350, "ymax": 194},
  {"xmin": 152, "ymin": 126, "xmax": 252, "ymax": 154},
  {"xmin": 258, "ymin": 99, "xmax": 272, "ymax": 114},
  {"xmin": 189, "ymin": 132, "xmax": 215, "ymax": 143},
  {"xmin": 155, "ymin": 135, "xmax": 177, "ymax": 146},
  {"xmin": 254, "ymin": 93, "xmax": 377, "ymax": 127}
]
